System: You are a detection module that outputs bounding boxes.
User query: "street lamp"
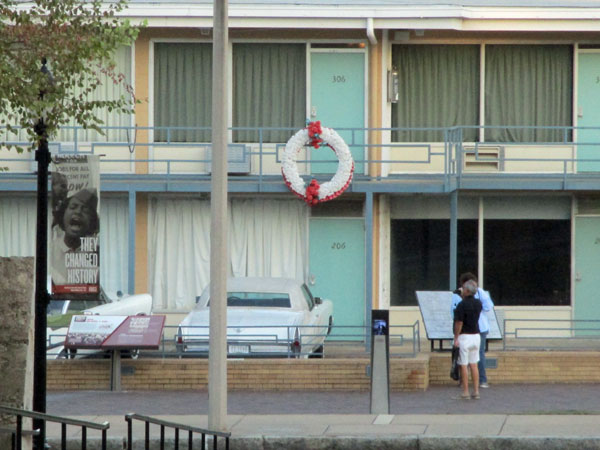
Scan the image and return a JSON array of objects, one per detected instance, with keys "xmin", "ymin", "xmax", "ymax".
[{"xmin": 33, "ymin": 57, "xmax": 53, "ymax": 450}]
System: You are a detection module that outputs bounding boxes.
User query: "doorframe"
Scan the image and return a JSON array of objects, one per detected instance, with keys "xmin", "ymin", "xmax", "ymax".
[
  {"xmin": 572, "ymin": 198, "xmax": 600, "ymax": 323},
  {"xmin": 307, "ymin": 47, "xmax": 369, "ymax": 175},
  {"xmin": 307, "ymin": 214, "xmax": 368, "ymax": 328},
  {"xmin": 574, "ymin": 47, "xmax": 600, "ymax": 172}
]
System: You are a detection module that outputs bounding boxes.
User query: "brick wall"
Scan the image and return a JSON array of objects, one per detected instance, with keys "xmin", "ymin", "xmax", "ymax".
[
  {"xmin": 48, "ymin": 357, "xmax": 430, "ymax": 391},
  {"xmin": 429, "ymin": 351, "xmax": 600, "ymax": 385},
  {"xmin": 47, "ymin": 351, "xmax": 600, "ymax": 392}
]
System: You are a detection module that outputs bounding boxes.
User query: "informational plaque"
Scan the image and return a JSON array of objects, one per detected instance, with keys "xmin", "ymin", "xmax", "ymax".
[
  {"xmin": 64, "ymin": 315, "xmax": 166, "ymax": 350},
  {"xmin": 102, "ymin": 315, "xmax": 166, "ymax": 350},
  {"xmin": 416, "ymin": 291, "xmax": 502, "ymax": 341},
  {"xmin": 64, "ymin": 315, "xmax": 127, "ymax": 349}
]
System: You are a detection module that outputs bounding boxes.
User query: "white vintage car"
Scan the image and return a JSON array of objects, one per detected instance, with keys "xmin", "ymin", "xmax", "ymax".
[
  {"xmin": 47, "ymin": 288, "xmax": 153, "ymax": 359},
  {"xmin": 176, "ymin": 277, "xmax": 334, "ymax": 358}
]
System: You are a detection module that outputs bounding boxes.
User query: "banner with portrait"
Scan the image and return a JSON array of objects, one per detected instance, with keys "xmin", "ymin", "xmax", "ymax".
[{"xmin": 50, "ymin": 155, "xmax": 100, "ymax": 295}]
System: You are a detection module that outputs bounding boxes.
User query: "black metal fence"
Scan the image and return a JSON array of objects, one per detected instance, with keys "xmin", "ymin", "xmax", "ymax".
[
  {"xmin": 0, "ymin": 404, "xmax": 109, "ymax": 450},
  {"xmin": 0, "ymin": 405, "xmax": 232, "ymax": 450},
  {"xmin": 125, "ymin": 413, "xmax": 231, "ymax": 450}
]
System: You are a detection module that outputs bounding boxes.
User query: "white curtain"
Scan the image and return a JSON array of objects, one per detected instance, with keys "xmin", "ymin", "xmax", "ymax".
[
  {"xmin": 0, "ymin": 196, "xmax": 36, "ymax": 257},
  {"xmin": 148, "ymin": 197, "xmax": 308, "ymax": 311},
  {"xmin": 99, "ymin": 197, "xmax": 129, "ymax": 296},
  {"xmin": 0, "ymin": 194, "xmax": 127, "ymax": 295}
]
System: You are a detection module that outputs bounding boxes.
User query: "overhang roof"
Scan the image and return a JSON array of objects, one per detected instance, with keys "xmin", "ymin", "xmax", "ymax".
[{"xmin": 117, "ymin": 0, "xmax": 600, "ymax": 31}]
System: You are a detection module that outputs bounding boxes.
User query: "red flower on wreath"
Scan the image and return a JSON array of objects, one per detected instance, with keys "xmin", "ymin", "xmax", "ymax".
[
  {"xmin": 305, "ymin": 179, "xmax": 320, "ymax": 206},
  {"xmin": 307, "ymin": 121, "xmax": 323, "ymax": 148}
]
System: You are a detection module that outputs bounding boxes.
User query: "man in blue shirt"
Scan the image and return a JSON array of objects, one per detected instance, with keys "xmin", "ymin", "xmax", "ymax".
[{"xmin": 451, "ymin": 272, "xmax": 495, "ymax": 388}]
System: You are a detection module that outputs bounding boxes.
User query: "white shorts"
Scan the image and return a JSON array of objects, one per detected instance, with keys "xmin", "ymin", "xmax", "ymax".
[{"xmin": 458, "ymin": 333, "xmax": 481, "ymax": 365}]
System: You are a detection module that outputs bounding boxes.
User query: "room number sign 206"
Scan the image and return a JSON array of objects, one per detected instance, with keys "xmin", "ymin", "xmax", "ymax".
[{"xmin": 331, "ymin": 242, "xmax": 346, "ymax": 249}]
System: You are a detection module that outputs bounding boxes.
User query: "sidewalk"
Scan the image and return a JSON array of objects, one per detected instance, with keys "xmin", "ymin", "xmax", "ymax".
[
  {"xmin": 45, "ymin": 385, "xmax": 600, "ymax": 449},
  {"xmin": 45, "ymin": 413, "xmax": 600, "ymax": 450}
]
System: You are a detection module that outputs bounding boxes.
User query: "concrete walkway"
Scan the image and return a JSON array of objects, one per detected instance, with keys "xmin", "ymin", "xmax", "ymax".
[
  {"xmin": 45, "ymin": 413, "xmax": 600, "ymax": 449},
  {"xmin": 44, "ymin": 385, "xmax": 600, "ymax": 449}
]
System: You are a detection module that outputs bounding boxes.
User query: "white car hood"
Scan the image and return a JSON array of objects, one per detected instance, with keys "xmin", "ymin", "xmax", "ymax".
[{"xmin": 83, "ymin": 293, "xmax": 152, "ymax": 316}]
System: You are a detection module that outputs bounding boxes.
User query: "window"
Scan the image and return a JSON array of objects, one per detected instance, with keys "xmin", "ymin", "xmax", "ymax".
[
  {"xmin": 391, "ymin": 44, "xmax": 573, "ymax": 144},
  {"xmin": 233, "ymin": 43, "xmax": 306, "ymax": 143},
  {"xmin": 218, "ymin": 292, "xmax": 291, "ymax": 308},
  {"xmin": 484, "ymin": 220, "xmax": 570, "ymax": 306},
  {"xmin": 391, "ymin": 219, "xmax": 477, "ymax": 306},
  {"xmin": 154, "ymin": 43, "xmax": 212, "ymax": 142},
  {"xmin": 59, "ymin": 46, "xmax": 133, "ymax": 143},
  {"xmin": 391, "ymin": 45, "xmax": 480, "ymax": 142},
  {"xmin": 1, "ymin": 47, "xmax": 133, "ymax": 143},
  {"xmin": 485, "ymin": 45, "xmax": 573, "ymax": 143},
  {"xmin": 390, "ymin": 218, "xmax": 570, "ymax": 307}
]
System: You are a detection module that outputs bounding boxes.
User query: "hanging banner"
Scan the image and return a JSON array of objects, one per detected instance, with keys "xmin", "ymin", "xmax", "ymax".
[{"xmin": 50, "ymin": 154, "xmax": 100, "ymax": 295}]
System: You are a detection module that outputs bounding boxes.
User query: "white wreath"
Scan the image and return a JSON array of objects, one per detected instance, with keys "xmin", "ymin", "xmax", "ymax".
[{"xmin": 281, "ymin": 126, "xmax": 354, "ymax": 205}]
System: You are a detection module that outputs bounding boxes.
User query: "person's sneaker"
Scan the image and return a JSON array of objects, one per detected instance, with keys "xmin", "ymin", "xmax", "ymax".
[{"xmin": 480, "ymin": 382, "xmax": 489, "ymax": 388}]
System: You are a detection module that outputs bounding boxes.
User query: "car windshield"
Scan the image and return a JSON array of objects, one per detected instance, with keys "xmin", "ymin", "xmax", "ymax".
[{"xmin": 207, "ymin": 292, "xmax": 291, "ymax": 308}]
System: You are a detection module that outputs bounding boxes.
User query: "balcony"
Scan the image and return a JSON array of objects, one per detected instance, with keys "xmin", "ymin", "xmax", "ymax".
[{"xmin": 2, "ymin": 125, "xmax": 600, "ymax": 194}]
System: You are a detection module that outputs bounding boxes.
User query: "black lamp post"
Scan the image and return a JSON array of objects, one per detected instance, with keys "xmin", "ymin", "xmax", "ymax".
[{"xmin": 33, "ymin": 58, "xmax": 53, "ymax": 450}]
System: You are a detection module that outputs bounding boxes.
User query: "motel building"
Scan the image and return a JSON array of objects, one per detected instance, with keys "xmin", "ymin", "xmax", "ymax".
[{"xmin": 2, "ymin": 0, "xmax": 600, "ymax": 351}]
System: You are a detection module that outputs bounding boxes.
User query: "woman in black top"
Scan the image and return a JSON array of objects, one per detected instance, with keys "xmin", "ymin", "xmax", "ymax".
[{"xmin": 453, "ymin": 279, "xmax": 482, "ymax": 399}]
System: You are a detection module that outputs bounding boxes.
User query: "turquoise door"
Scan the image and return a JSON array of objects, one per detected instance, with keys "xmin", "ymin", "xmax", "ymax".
[
  {"xmin": 310, "ymin": 51, "xmax": 365, "ymax": 174},
  {"xmin": 574, "ymin": 216, "xmax": 600, "ymax": 335},
  {"xmin": 577, "ymin": 52, "xmax": 600, "ymax": 172},
  {"xmin": 309, "ymin": 218, "xmax": 365, "ymax": 339}
]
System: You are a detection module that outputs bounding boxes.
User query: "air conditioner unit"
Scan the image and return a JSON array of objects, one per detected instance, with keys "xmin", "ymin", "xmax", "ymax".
[
  {"xmin": 207, "ymin": 144, "xmax": 251, "ymax": 174},
  {"xmin": 462, "ymin": 145, "xmax": 504, "ymax": 172}
]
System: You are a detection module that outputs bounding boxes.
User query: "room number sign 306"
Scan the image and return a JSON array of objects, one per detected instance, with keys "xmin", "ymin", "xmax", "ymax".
[{"xmin": 331, "ymin": 242, "xmax": 346, "ymax": 249}]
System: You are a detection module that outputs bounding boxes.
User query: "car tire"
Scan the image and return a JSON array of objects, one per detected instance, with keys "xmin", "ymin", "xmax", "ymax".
[
  {"xmin": 309, "ymin": 345, "xmax": 324, "ymax": 358},
  {"xmin": 122, "ymin": 349, "xmax": 140, "ymax": 359},
  {"xmin": 57, "ymin": 348, "xmax": 77, "ymax": 359}
]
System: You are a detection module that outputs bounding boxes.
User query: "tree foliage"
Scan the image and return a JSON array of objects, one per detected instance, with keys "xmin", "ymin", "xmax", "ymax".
[{"xmin": 0, "ymin": 0, "xmax": 142, "ymax": 151}]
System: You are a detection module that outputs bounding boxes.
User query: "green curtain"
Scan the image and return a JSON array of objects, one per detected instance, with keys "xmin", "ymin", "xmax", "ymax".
[
  {"xmin": 154, "ymin": 43, "xmax": 212, "ymax": 142},
  {"xmin": 1, "ymin": 47, "xmax": 133, "ymax": 144},
  {"xmin": 58, "ymin": 46, "xmax": 133, "ymax": 143},
  {"xmin": 233, "ymin": 44, "xmax": 306, "ymax": 143},
  {"xmin": 485, "ymin": 45, "xmax": 573, "ymax": 143},
  {"xmin": 391, "ymin": 45, "xmax": 479, "ymax": 142}
]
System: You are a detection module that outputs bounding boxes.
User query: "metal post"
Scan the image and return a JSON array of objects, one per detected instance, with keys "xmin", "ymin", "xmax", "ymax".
[
  {"xmin": 33, "ymin": 118, "xmax": 50, "ymax": 450},
  {"xmin": 128, "ymin": 189, "xmax": 136, "ymax": 294},
  {"xmin": 449, "ymin": 190, "xmax": 458, "ymax": 289},
  {"xmin": 208, "ymin": 0, "xmax": 229, "ymax": 432},
  {"xmin": 33, "ymin": 58, "xmax": 54, "ymax": 450},
  {"xmin": 365, "ymin": 192, "xmax": 373, "ymax": 352}
]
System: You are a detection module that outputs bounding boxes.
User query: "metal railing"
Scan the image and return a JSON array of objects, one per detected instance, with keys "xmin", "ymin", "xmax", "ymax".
[
  {"xmin": 172, "ymin": 322, "xmax": 420, "ymax": 358},
  {"xmin": 0, "ymin": 404, "xmax": 109, "ymax": 450},
  {"xmin": 502, "ymin": 319, "xmax": 600, "ymax": 350},
  {"xmin": 3, "ymin": 124, "xmax": 600, "ymax": 191},
  {"xmin": 46, "ymin": 322, "xmax": 422, "ymax": 359},
  {"xmin": 125, "ymin": 413, "xmax": 230, "ymax": 450}
]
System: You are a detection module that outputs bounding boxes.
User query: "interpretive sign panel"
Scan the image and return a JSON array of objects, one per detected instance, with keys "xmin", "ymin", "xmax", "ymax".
[
  {"xmin": 64, "ymin": 315, "xmax": 166, "ymax": 350},
  {"xmin": 416, "ymin": 291, "xmax": 502, "ymax": 341},
  {"xmin": 102, "ymin": 315, "xmax": 166, "ymax": 350},
  {"xmin": 65, "ymin": 315, "xmax": 127, "ymax": 349}
]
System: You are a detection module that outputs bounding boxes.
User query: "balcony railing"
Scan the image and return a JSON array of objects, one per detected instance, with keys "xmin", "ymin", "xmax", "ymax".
[{"xmin": 3, "ymin": 124, "xmax": 600, "ymax": 192}]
